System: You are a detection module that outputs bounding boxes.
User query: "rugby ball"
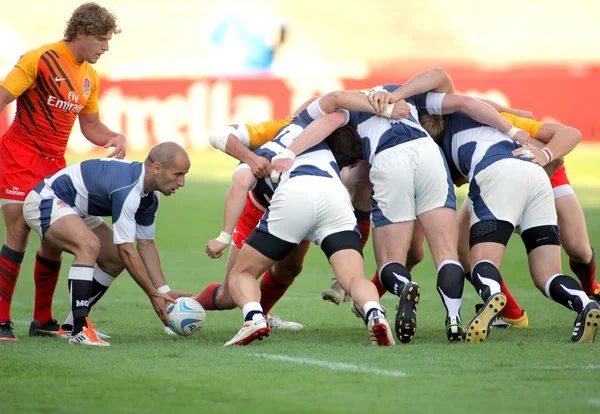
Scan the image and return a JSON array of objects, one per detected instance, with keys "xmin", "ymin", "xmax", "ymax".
[{"xmin": 167, "ymin": 297, "xmax": 206, "ymax": 336}]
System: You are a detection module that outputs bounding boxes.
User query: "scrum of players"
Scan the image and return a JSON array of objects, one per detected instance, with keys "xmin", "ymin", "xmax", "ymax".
[{"xmin": 1, "ymin": 4, "xmax": 598, "ymax": 347}]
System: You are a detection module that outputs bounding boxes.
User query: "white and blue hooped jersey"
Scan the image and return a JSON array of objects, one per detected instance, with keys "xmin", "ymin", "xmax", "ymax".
[
  {"xmin": 438, "ymin": 112, "xmax": 527, "ymax": 181},
  {"xmin": 237, "ymin": 109, "xmax": 342, "ymax": 205},
  {"xmin": 33, "ymin": 159, "xmax": 159, "ymax": 244},
  {"xmin": 338, "ymin": 85, "xmax": 444, "ymax": 166}
]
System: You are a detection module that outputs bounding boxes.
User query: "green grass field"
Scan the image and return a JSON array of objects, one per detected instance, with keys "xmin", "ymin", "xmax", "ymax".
[{"xmin": 2, "ymin": 145, "xmax": 600, "ymax": 414}]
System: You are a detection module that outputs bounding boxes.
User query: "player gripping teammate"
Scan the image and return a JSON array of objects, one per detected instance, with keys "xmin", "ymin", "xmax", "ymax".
[
  {"xmin": 0, "ymin": 3, "xmax": 127, "ymax": 341},
  {"xmin": 22, "ymin": 142, "xmax": 190, "ymax": 346}
]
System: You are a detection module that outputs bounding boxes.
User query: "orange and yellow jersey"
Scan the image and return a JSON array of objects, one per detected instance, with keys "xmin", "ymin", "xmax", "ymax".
[
  {"xmin": 1, "ymin": 41, "xmax": 100, "ymax": 158},
  {"xmin": 246, "ymin": 116, "xmax": 294, "ymax": 150},
  {"xmin": 500, "ymin": 112, "xmax": 544, "ymax": 139}
]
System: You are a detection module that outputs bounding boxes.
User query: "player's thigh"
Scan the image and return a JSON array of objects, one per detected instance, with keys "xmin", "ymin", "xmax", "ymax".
[
  {"xmin": 272, "ymin": 241, "xmax": 310, "ymax": 282},
  {"xmin": 372, "ymin": 220, "xmax": 414, "ymax": 269},
  {"xmin": 92, "ymin": 220, "xmax": 125, "ymax": 276},
  {"xmin": 1, "ymin": 201, "xmax": 30, "ymax": 249},
  {"xmin": 370, "ymin": 145, "xmax": 416, "ymax": 225},
  {"xmin": 418, "ymin": 206, "xmax": 459, "ymax": 266},
  {"xmin": 414, "ymin": 140, "xmax": 457, "ymax": 216},
  {"xmin": 329, "ymin": 248, "xmax": 366, "ymax": 290},
  {"xmin": 555, "ymin": 194, "xmax": 592, "ymax": 262}
]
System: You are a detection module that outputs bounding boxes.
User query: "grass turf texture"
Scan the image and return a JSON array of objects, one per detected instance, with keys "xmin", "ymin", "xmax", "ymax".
[{"xmin": 2, "ymin": 145, "xmax": 599, "ymax": 414}]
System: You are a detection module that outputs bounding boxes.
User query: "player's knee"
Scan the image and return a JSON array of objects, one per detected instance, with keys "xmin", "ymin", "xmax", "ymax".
[
  {"xmin": 521, "ymin": 225, "xmax": 561, "ymax": 254},
  {"xmin": 76, "ymin": 235, "xmax": 101, "ymax": 261},
  {"xmin": 3, "ymin": 216, "xmax": 30, "ymax": 250}
]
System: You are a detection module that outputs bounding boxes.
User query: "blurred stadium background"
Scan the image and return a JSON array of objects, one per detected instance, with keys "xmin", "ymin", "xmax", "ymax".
[{"xmin": 2, "ymin": 0, "xmax": 600, "ymax": 156}]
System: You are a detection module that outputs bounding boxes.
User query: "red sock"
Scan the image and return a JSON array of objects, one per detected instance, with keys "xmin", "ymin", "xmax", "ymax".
[
  {"xmin": 195, "ymin": 283, "xmax": 222, "ymax": 310},
  {"xmin": 33, "ymin": 252, "xmax": 61, "ymax": 324},
  {"xmin": 370, "ymin": 271, "xmax": 387, "ymax": 298},
  {"xmin": 260, "ymin": 269, "xmax": 293, "ymax": 315},
  {"xmin": 569, "ymin": 249, "xmax": 597, "ymax": 295},
  {"xmin": 354, "ymin": 210, "xmax": 371, "ymax": 249},
  {"xmin": 500, "ymin": 278, "xmax": 524, "ymax": 320},
  {"xmin": 0, "ymin": 245, "xmax": 24, "ymax": 322}
]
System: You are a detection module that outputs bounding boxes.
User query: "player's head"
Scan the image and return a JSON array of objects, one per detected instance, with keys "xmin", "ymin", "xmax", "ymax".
[
  {"xmin": 419, "ymin": 114, "xmax": 447, "ymax": 143},
  {"xmin": 324, "ymin": 124, "xmax": 363, "ymax": 169},
  {"xmin": 64, "ymin": 2, "xmax": 121, "ymax": 64},
  {"xmin": 145, "ymin": 142, "xmax": 191, "ymax": 196}
]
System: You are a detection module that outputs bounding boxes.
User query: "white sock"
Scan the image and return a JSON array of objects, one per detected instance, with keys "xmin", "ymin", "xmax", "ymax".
[
  {"xmin": 242, "ymin": 302, "xmax": 264, "ymax": 321},
  {"xmin": 363, "ymin": 301, "xmax": 384, "ymax": 318}
]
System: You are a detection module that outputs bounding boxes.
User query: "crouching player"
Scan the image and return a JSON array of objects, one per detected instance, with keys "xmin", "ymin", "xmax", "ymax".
[
  {"xmin": 420, "ymin": 107, "xmax": 600, "ymax": 343},
  {"xmin": 22, "ymin": 143, "xmax": 190, "ymax": 346},
  {"xmin": 224, "ymin": 109, "xmax": 394, "ymax": 346}
]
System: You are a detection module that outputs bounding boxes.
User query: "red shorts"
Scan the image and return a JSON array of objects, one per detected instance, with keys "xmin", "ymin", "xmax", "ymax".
[
  {"xmin": 0, "ymin": 136, "xmax": 66, "ymax": 202},
  {"xmin": 232, "ymin": 192, "xmax": 310, "ymax": 249},
  {"xmin": 233, "ymin": 193, "xmax": 267, "ymax": 249},
  {"xmin": 549, "ymin": 164, "xmax": 570, "ymax": 188}
]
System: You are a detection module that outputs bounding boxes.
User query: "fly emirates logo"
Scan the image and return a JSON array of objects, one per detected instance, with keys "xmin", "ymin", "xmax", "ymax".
[{"xmin": 47, "ymin": 91, "xmax": 85, "ymax": 113}]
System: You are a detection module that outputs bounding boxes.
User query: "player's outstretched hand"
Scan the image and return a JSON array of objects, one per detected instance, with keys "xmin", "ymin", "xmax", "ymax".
[
  {"xmin": 390, "ymin": 100, "xmax": 410, "ymax": 120},
  {"xmin": 368, "ymin": 90, "xmax": 394, "ymax": 114},
  {"xmin": 206, "ymin": 239, "xmax": 228, "ymax": 258},
  {"xmin": 512, "ymin": 144, "xmax": 549, "ymax": 166},
  {"xmin": 150, "ymin": 291, "xmax": 176, "ymax": 327},
  {"xmin": 248, "ymin": 154, "xmax": 272, "ymax": 178},
  {"xmin": 167, "ymin": 290, "xmax": 193, "ymax": 300},
  {"xmin": 105, "ymin": 133, "xmax": 127, "ymax": 159}
]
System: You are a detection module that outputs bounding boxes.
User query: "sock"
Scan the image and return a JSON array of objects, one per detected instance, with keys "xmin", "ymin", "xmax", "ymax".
[
  {"xmin": 62, "ymin": 266, "xmax": 116, "ymax": 329},
  {"xmin": 471, "ymin": 260, "xmax": 502, "ymax": 301},
  {"xmin": 464, "ymin": 272, "xmax": 472, "ymax": 284},
  {"xmin": 242, "ymin": 301, "xmax": 264, "ymax": 322},
  {"xmin": 68, "ymin": 265, "xmax": 94, "ymax": 335},
  {"xmin": 363, "ymin": 300, "xmax": 384, "ymax": 320},
  {"xmin": 194, "ymin": 283, "xmax": 222, "ymax": 311},
  {"xmin": 89, "ymin": 266, "xmax": 116, "ymax": 308},
  {"xmin": 569, "ymin": 248, "xmax": 597, "ymax": 295},
  {"xmin": 499, "ymin": 278, "xmax": 524, "ymax": 320},
  {"xmin": 354, "ymin": 209, "xmax": 371, "ymax": 249},
  {"xmin": 436, "ymin": 260, "xmax": 464, "ymax": 321},
  {"xmin": 33, "ymin": 252, "xmax": 62, "ymax": 324},
  {"xmin": 545, "ymin": 274, "xmax": 591, "ymax": 313},
  {"xmin": 379, "ymin": 262, "xmax": 411, "ymax": 297},
  {"xmin": 0, "ymin": 245, "xmax": 24, "ymax": 322},
  {"xmin": 259, "ymin": 269, "xmax": 293, "ymax": 315},
  {"xmin": 370, "ymin": 270, "xmax": 387, "ymax": 298}
]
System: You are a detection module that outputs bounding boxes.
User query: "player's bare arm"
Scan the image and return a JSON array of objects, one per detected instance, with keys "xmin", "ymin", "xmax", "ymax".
[
  {"xmin": 512, "ymin": 122, "xmax": 581, "ymax": 167},
  {"xmin": 369, "ymin": 68, "xmax": 456, "ymax": 113},
  {"xmin": 78, "ymin": 111, "xmax": 127, "ymax": 158},
  {"xmin": 440, "ymin": 94, "xmax": 531, "ymax": 145},
  {"xmin": 117, "ymin": 242, "xmax": 176, "ymax": 326},
  {"xmin": 478, "ymin": 98, "xmax": 534, "ymax": 119},
  {"xmin": 206, "ymin": 168, "xmax": 257, "ymax": 259},
  {"xmin": 210, "ymin": 124, "xmax": 271, "ymax": 178},
  {"xmin": 0, "ymin": 85, "xmax": 16, "ymax": 115},
  {"xmin": 137, "ymin": 239, "xmax": 192, "ymax": 300}
]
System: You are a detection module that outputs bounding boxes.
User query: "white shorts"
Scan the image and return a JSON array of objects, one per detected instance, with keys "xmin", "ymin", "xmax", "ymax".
[
  {"xmin": 370, "ymin": 138, "xmax": 456, "ymax": 227},
  {"xmin": 23, "ymin": 191, "xmax": 105, "ymax": 236},
  {"xmin": 256, "ymin": 176, "xmax": 357, "ymax": 245},
  {"xmin": 468, "ymin": 158, "xmax": 557, "ymax": 233}
]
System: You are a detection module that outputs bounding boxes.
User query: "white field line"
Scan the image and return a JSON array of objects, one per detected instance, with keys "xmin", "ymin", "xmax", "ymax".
[
  {"xmin": 250, "ymin": 353, "xmax": 407, "ymax": 377},
  {"xmin": 589, "ymin": 399, "xmax": 600, "ymax": 407},
  {"xmin": 538, "ymin": 364, "xmax": 600, "ymax": 370}
]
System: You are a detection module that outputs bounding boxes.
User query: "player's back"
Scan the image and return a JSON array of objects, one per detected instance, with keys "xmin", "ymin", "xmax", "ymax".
[
  {"xmin": 1, "ymin": 41, "xmax": 100, "ymax": 158},
  {"xmin": 443, "ymin": 112, "xmax": 521, "ymax": 179},
  {"xmin": 36, "ymin": 159, "xmax": 146, "ymax": 217}
]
